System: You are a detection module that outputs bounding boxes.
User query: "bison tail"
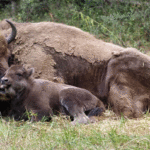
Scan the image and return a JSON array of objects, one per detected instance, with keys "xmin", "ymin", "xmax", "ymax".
[{"xmin": 5, "ymin": 20, "xmax": 17, "ymax": 44}]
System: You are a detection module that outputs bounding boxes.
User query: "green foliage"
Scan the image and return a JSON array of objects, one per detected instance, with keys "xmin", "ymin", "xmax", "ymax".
[
  {"xmin": 17, "ymin": 0, "xmax": 49, "ymax": 21},
  {"xmin": 0, "ymin": 0, "xmax": 149, "ymax": 50}
]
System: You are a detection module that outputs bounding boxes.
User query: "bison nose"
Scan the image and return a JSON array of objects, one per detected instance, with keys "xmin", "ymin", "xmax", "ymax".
[{"xmin": 1, "ymin": 77, "xmax": 8, "ymax": 85}]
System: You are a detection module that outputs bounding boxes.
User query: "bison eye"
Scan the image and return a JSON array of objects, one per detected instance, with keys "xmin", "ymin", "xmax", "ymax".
[{"xmin": 16, "ymin": 73, "xmax": 23, "ymax": 77}]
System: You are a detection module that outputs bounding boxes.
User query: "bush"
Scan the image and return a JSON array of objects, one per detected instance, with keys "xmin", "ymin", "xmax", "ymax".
[
  {"xmin": 17, "ymin": 0, "xmax": 49, "ymax": 21},
  {"xmin": 0, "ymin": 0, "xmax": 150, "ymax": 51}
]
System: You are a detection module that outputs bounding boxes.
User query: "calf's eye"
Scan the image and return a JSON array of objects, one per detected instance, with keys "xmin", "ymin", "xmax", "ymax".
[{"xmin": 16, "ymin": 73, "xmax": 22, "ymax": 77}]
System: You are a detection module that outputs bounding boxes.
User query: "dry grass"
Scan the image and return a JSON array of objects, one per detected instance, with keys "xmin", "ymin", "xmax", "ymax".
[{"xmin": 0, "ymin": 110, "xmax": 150, "ymax": 149}]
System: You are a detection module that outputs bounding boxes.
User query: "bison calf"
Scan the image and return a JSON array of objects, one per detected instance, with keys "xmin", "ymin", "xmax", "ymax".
[{"xmin": 1, "ymin": 65, "xmax": 105, "ymax": 124}]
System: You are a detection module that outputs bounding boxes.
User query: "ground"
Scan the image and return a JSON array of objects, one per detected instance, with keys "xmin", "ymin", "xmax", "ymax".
[{"xmin": 0, "ymin": 110, "xmax": 150, "ymax": 149}]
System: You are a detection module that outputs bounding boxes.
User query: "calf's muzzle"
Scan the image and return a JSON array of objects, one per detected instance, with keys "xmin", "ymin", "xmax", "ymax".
[{"xmin": 1, "ymin": 77, "xmax": 9, "ymax": 85}]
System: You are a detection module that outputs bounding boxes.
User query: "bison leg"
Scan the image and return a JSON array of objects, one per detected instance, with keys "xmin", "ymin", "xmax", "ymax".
[
  {"xmin": 59, "ymin": 90, "xmax": 93, "ymax": 125},
  {"xmin": 107, "ymin": 71, "xmax": 150, "ymax": 118},
  {"xmin": 108, "ymin": 83, "xmax": 135, "ymax": 118},
  {"xmin": 71, "ymin": 112, "xmax": 91, "ymax": 125},
  {"xmin": 134, "ymin": 95, "xmax": 150, "ymax": 116},
  {"xmin": 108, "ymin": 82, "xmax": 147, "ymax": 118},
  {"xmin": 29, "ymin": 108, "xmax": 53, "ymax": 122},
  {"xmin": 30, "ymin": 111, "xmax": 51, "ymax": 122},
  {"xmin": 61, "ymin": 99, "xmax": 90, "ymax": 125},
  {"xmin": 59, "ymin": 88, "xmax": 105, "ymax": 124}
]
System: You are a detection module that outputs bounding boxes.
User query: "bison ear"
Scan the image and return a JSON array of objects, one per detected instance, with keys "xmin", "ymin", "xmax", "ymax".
[{"xmin": 26, "ymin": 68, "xmax": 34, "ymax": 78}]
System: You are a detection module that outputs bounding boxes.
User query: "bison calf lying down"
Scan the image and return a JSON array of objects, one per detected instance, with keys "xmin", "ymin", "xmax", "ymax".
[{"xmin": 1, "ymin": 65, "xmax": 105, "ymax": 124}]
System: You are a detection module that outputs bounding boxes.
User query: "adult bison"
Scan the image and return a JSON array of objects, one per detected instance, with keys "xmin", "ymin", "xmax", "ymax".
[
  {"xmin": 0, "ymin": 20, "xmax": 17, "ymax": 116},
  {"xmin": 1, "ymin": 65, "xmax": 105, "ymax": 124},
  {"xmin": 0, "ymin": 19, "xmax": 16, "ymax": 78},
  {"xmin": 0, "ymin": 20, "xmax": 150, "ymax": 118}
]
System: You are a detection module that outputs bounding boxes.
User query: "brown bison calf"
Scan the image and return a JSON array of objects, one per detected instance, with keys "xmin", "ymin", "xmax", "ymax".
[{"xmin": 1, "ymin": 65, "xmax": 105, "ymax": 124}]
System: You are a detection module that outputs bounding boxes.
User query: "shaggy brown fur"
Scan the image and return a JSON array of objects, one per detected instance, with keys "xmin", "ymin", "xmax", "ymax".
[
  {"xmin": 0, "ymin": 20, "xmax": 16, "ymax": 116},
  {"xmin": 100, "ymin": 49, "xmax": 150, "ymax": 118},
  {"xmin": 0, "ymin": 33, "xmax": 9, "ymax": 78},
  {"xmin": 0, "ymin": 20, "xmax": 150, "ymax": 118},
  {"xmin": 0, "ymin": 19, "xmax": 16, "ymax": 80},
  {"xmin": 1, "ymin": 65, "xmax": 105, "ymax": 124}
]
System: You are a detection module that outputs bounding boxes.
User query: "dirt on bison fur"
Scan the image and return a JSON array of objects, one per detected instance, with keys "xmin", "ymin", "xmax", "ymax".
[{"xmin": 1, "ymin": 20, "xmax": 150, "ymax": 118}]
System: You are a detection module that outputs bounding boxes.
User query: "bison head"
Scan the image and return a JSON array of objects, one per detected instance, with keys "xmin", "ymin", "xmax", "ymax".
[
  {"xmin": 0, "ymin": 20, "xmax": 17, "ymax": 100},
  {"xmin": 1, "ymin": 65, "xmax": 34, "ymax": 99},
  {"xmin": 0, "ymin": 20, "xmax": 16, "ymax": 78}
]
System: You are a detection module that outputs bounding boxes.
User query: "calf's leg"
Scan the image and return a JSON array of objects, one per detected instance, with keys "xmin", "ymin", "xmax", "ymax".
[{"xmin": 59, "ymin": 89, "xmax": 96, "ymax": 125}]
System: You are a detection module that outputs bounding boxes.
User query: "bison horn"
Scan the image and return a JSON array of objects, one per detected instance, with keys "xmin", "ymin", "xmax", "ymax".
[{"xmin": 5, "ymin": 19, "xmax": 17, "ymax": 44}]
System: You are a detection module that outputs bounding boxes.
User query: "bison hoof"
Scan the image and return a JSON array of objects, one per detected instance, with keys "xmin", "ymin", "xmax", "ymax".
[{"xmin": 71, "ymin": 116, "xmax": 97, "ymax": 125}]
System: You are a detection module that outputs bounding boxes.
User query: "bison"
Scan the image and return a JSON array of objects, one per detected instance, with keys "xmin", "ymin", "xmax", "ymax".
[
  {"xmin": 0, "ymin": 19, "xmax": 16, "ymax": 78},
  {"xmin": 0, "ymin": 20, "xmax": 150, "ymax": 118},
  {"xmin": 0, "ymin": 20, "xmax": 17, "ymax": 116},
  {"xmin": 1, "ymin": 65, "xmax": 105, "ymax": 124}
]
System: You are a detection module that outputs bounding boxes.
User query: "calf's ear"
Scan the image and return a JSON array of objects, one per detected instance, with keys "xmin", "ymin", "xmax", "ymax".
[{"xmin": 26, "ymin": 68, "xmax": 34, "ymax": 78}]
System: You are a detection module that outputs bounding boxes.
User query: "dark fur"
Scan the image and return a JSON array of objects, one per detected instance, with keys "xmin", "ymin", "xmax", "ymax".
[
  {"xmin": 0, "ymin": 20, "xmax": 17, "ymax": 116},
  {"xmin": 100, "ymin": 50, "xmax": 150, "ymax": 118},
  {"xmin": 1, "ymin": 65, "xmax": 105, "ymax": 124}
]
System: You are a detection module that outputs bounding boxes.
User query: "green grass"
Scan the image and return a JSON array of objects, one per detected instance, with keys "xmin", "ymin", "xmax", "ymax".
[{"xmin": 0, "ymin": 110, "xmax": 150, "ymax": 150}]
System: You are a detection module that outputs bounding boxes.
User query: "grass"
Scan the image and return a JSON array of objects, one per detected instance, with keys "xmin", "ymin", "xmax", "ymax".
[{"xmin": 0, "ymin": 110, "xmax": 150, "ymax": 150}]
